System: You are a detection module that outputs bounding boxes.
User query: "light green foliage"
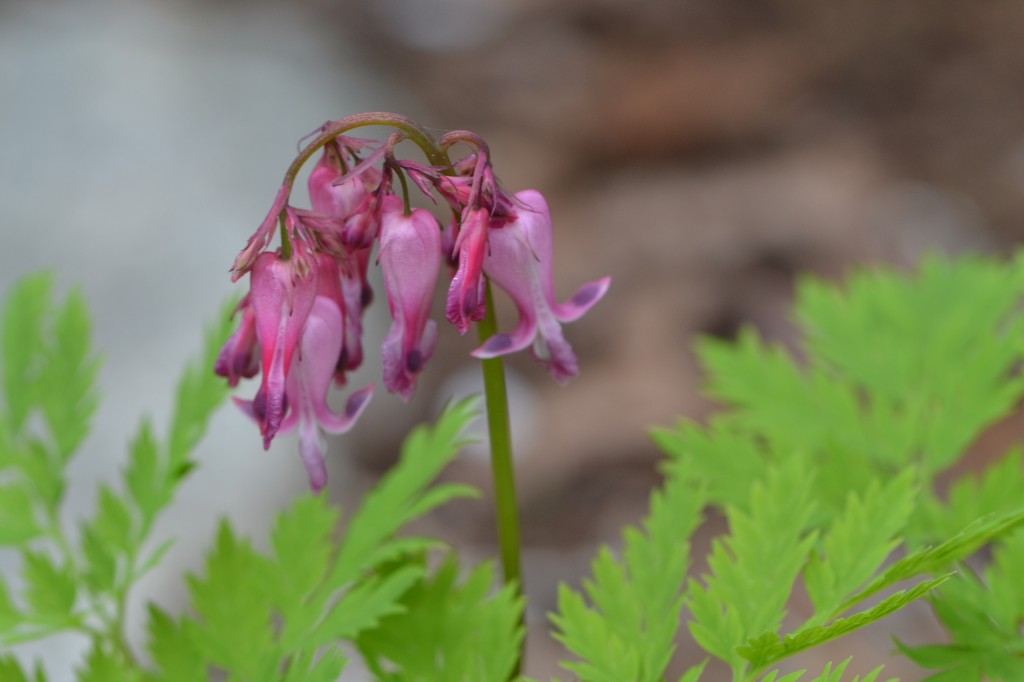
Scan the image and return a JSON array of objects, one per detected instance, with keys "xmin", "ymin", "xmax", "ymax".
[
  {"xmin": 644, "ymin": 254, "xmax": 1024, "ymax": 681},
  {"xmin": 652, "ymin": 419, "xmax": 772, "ymax": 514},
  {"xmin": 914, "ymin": 449, "xmax": 1024, "ymax": 543},
  {"xmin": 550, "ymin": 424, "xmax": 925, "ymax": 682},
  {"xmin": 358, "ymin": 554, "xmax": 524, "ymax": 682},
  {"xmin": 328, "ymin": 397, "xmax": 480, "ymax": 588},
  {"xmin": 77, "ymin": 645, "xmax": 140, "ymax": 682},
  {"xmin": 896, "ymin": 529, "xmax": 1024, "ymax": 681},
  {"xmin": 0, "ymin": 275, "xmax": 100, "ymax": 649},
  {"xmin": 146, "ymin": 398, "xmax": 482, "ymax": 681},
  {"xmin": 551, "ymin": 470, "xmax": 704, "ymax": 682},
  {"xmin": 5, "ymin": 251, "xmax": 1024, "ymax": 682},
  {"xmin": 739, "ymin": 575, "xmax": 950, "ymax": 671},
  {"xmin": 803, "ymin": 472, "xmax": 917, "ymax": 624},
  {"xmin": 0, "ymin": 277, "xmax": 509, "ymax": 682},
  {"xmin": 796, "ymin": 256, "xmax": 1024, "ymax": 474},
  {"xmin": 683, "ymin": 458, "xmax": 945, "ymax": 677},
  {"xmin": 0, "ymin": 656, "xmax": 46, "ymax": 682},
  {"xmin": 688, "ymin": 462, "xmax": 818, "ymax": 672},
  {"xmin": 667, "ymin": 255, "xmax": 1024, "ymax": 531},
  {"xmin": 0, "ymin": 275, "xmax": 99, "ymax": 550},
  {"xmin": 759, "ymin": 657, "xmax": 892, "ymax": 682},
  {"xmin": 0, "ymin": 274, "xmax": 231, "ymax": 667},
  {"xmin": 834, "ymin": 508, "xmax": 1024, "ymax": 615}
]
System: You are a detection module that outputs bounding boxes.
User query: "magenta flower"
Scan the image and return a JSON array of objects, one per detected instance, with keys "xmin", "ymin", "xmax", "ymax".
[
  {"xmin": 472, "ymin": 190, "xmax": 610, "ymax": 383},
  {"xmin": 308, "ymin": 254, "xmax": 354, "ymax": 385},
  {"xmin": 275, "ymin": 295, "xmax": 374, "ymax": 492},
  {"xmin": 308, "ymin": 145, "xmax": 379, "ymax": 375},
  {"xmin": 222, "ymin": 116, "xmax": 613, "ymax": 491},
  {"xmin": 445, "ymin": 207, "xmax": 489, "ymax": 334},
  {"xmin": 308, "ymin": 143, "xmax": 370, "ymax": 221},
  {"xmin": 214, "ymin": 294, "xmax": 259, "ymax": 387},
  {"xmin": 245, "ymin": 251, "xmax": 318, "ymax": 445},
  {"xmin": 234, "ymin": 254, "xmax": 373, "ymax": 491},
  {"xmin": 378, "ymin": 196, "xmax": 441, "ymax": 399}
]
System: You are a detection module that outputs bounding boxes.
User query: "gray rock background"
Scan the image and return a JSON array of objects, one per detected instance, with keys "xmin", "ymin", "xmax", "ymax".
[{"xmin": 4, "ymin": 0, "xmax": 1024, "ymax": 679}]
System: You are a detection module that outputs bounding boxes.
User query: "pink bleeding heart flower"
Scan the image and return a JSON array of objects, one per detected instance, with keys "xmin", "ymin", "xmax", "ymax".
[
  {"xmin": 308, "ymin": 142, "xmax": 370, "ymax": 221},
  {"xmin": 308, "ymin": 254, "xmax": 354, "ymax": 385},
  {"xmin": 445, "ymin": 207, "xmax": 489, "ymax": 334},
  {"xmin": 214, "ymin": 294, "xmax": 259, "ymax": 387},
  {"xmin": 276, "ymin": 294, "xmax": 374, "ymax": 492},
  {"xmin": 241, "ymin": 251, "xmax": 318, "ymax": 447},
  {"xmin": 308, "ymin": 145, "xmax": 379, "ymax": 374},
  {"xmin": 472, "ymin": 190, "xmax": 610, "ymax": 383},
  {"xmin": 378, "ymin": 196, "xmax": 441, "ymax": 400}
]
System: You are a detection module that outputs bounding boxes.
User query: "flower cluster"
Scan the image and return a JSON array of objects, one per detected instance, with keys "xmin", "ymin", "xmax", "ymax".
[{"xmin": 216, "ymin": 117, "xmax": 610, "ymax": 491}]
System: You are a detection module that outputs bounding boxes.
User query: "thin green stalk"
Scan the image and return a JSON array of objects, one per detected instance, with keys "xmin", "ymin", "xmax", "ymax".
[
  {"xmin": 283, "ymin": 112, "xmax": 451, "ymax": 190},
  {"xmin": 476, "ymin": 279, "xmax": 525, "ymax": 676}
]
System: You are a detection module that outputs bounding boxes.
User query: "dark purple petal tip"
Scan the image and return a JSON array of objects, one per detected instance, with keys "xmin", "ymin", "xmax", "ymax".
[
  {"xmin": 571, "ymin": 281, "xmax": 603, "ymax": 308},
  {"xmin": 345, "ymin": 386, "xmax": 373, "ymax": 419},
  {"xmin": 405, "ymin": 349, "xmax": 424, "ymax": 373},
  {"xmin": 482, "ymin": 334, "xmax": 515, "ymax": 354}
]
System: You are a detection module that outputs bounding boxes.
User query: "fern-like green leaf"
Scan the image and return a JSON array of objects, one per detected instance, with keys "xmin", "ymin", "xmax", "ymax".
[
  {"xmin": 358, "ymin": 554, "xmax": 524, "ymax": 682},
  {"xmin": 551, "ymin": 464, "xmax": 704, "ymax": 682},
  {"xmin": 741, "ymin": 575, "xmax": 948, "ymax": 671},
  {"xmin": 187, "ymin": 522, "xmax": 278, "ymax": 679},
  {"xmin": 0, "ymin": 482, "xmax": 42, "ymax": 546},
  {"xmin": 652, "ymin": 417, "xmax": 776, "ymax": 514},
  {"xmin": 307, "ymin": 564, "xmax": 423, "ymax": 646},
  {"xmin": 759, "ymin": 657, "xmax": 892, "ymax": 682},
  {"xmin": 123, "ymin": 417, "xmax": 164, "ymax": 529},
  {"xmin": 895, "ymin": 530, "xmax": 1024, "ymax": 681},
  {"xmin": 688, "ymin": 461, "xmax": 817, "ymax": 671},
  {"xmin": 160, "ymin": 398, "xmax": 481, "ymax": 679},
  {"xmin": 21, "ymin": 550, "xmax": 76, "ymax": 627},
  {"xmin": 913, "ymin": 449, "xmax": 1024, "ymax": 545},
  {"xmin": 0, "ymin": 656, "xmax": 44, "ymax": 682},
  {"xmin": 270, "ymin": 493, "xmax": 340, "ymax": 650},
  {"xmin": 797, "ymin": 255, "xmax": 1024, "ymax": 475},
  {"xmin": 837, "ymin": 508, "xmax": 1024, "ymax": 614},
  {"xmin": 77, "ymin": 643, "xmax": 140, "ymax": 682},
  {"xmin": 803, "ymin": 471, "xmax": 917, "ymax": 625},
  {"xmin": 329, "ymin": 397, "xmax": 481, "ymax": 587},
  {"xmin": 145, "ymin": 605, "xmax": 206, "ymax": 682},
  {"xmin": 37, "ymin": 287, "xmax": 100, "ymax": 461},
  {"xmin": 2, "ymin": 273, "xmax": 52, "ymax": 432},
  {"xmin": 166, "ymin": 297, "xmax": 237, "ymax": 472}
]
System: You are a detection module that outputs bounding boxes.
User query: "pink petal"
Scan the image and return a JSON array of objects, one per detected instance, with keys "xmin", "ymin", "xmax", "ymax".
[
  {"xmin": 445, "ymin": 208, "xmax": 488, "ymax": 334},
  {"xmin": 379, "ymin": 197, "xmax": 442, "ymax": 399},
  {"xmin": 249, "ymin": 252, "xmax": 317, "ymax": 446}
]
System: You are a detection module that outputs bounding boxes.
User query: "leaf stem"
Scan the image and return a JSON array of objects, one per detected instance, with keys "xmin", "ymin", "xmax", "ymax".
[{"xmin": 476, "ymin": 279, "xmax": 525, "ymax": 677}]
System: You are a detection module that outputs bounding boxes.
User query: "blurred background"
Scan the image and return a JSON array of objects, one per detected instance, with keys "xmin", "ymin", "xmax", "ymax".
[{"xmin": 3, "ymin": 0, "xmax": 1024, "ymax": 679}]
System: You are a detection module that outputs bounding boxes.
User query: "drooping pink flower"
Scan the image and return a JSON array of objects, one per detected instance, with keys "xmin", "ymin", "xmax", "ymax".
[
  {"xmin": 214, "ymin": 294, "xmax": 259, "ymax": 387},
  {"xmin": 275, "ymin": 295, "xmax": 373, "ymax": 492},
  {"xmin": 337, "ymin": 245, "xmax": 373, "ymax": 375},
  {"xmin": 308, "ymin": 143, "xmax": 370, "ymax": 221},
  {"xmin": 472, "ymin": 190, "xmax": 610, "ymax": 383},
  {"xmin": 309, "ymin": 253, "xmax": 353, "ymax": 385},
  {"xmin": 445, "ymin": 207, "xmax": 489, "ymax": 334},
  {"xmin": 307, "ymin": 144, "xmax": 380, "ymax": 374},
  {"xmin": 378, "ymin": 196, "xmax": 441, "ymax": 399},
  {"xmin": 245, "ymin": 251, "xmax": 318, "ymax": 446}
]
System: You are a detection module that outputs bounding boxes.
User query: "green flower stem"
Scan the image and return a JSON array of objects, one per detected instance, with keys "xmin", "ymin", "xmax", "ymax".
[
  {"xmin": 282, "ymin": 112, "xmax": 451, "ymax": 190},
  {"xmin": 476, "ymin": 279, "xmax": 525, "ymax": 676}
]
